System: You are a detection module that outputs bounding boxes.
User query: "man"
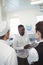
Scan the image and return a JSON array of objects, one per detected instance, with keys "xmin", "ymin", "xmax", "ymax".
[
  {"xmin": 33, "ymin": 21, "xmax": 43, "ymax": 65},
  {"xmin": 0, "ymin": 21, "xmax": 17, "ymax": 65},
  {"xmin": 12, "ymin": 25, "xmax": 31, "ymax": 65}
]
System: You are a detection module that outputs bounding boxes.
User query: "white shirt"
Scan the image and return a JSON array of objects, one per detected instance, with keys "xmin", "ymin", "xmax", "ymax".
[
  {"xmin": 0, "ymin": 40, "xmax": 17, "ymax": 65},
  {"xmin": 27, "ymin": 40, "xmax": 43, "ymax": 64},
  {"xmin": 27, "ymin": 48, "xmax": 39, "ymax": 64},
  {"xmin": 12, "ymin": 33, "xmax": 31, "ymax": 58}
]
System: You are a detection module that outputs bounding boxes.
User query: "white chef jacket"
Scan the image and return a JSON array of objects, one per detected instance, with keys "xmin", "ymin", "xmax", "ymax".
[
  {"xmin": 0, "ymin": 40, "xmax": 17, "ymax": 65},
  {"xmin": 12, "ymin": 33, "xmax": 31, "ymax": 58}
]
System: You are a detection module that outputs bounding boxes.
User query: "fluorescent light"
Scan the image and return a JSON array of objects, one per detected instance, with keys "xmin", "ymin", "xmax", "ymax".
[{"xmin": 31, "ymin": 1, "xmax": 43, "ymax": 5}]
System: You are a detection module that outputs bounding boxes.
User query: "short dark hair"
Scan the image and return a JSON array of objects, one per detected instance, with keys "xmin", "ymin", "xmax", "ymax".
[
  {"xmin": 36, "ymin": 21, "xmax": 43, "ymax": 38},
  {"xmin": 18, "ymin": 25, "xmax": 24, "ymax": 28}
]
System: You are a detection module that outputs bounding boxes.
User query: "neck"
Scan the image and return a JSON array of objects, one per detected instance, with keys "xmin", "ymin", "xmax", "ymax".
[
  {"xmin": 20, "ymin": 34, "xmax": 24, "ymax": 36},
  {"xmin": 2, "ymin": 37, "xmax": 7, "ymax": 41}
]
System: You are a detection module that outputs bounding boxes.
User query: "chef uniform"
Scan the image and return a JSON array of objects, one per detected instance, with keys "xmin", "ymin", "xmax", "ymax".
[{"xmin": 0, "ymin": 21, "xmax": 17, "ymax": 65}]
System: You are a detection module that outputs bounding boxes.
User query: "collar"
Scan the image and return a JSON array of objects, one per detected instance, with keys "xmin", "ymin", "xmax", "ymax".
[
  {"xmin": 39, "ymin": 40, "xmax": 43, "ymax": 43},
  {"xmin": 0, "ymin": 39, "xmax": 6, "ymax": 44},
  {"xmin": 19, "ymin": 33, "xmax": 26, "ymax": 37}
]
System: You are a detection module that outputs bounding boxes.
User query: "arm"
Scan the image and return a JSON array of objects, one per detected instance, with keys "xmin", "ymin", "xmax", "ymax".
[
  {"xmin": 24, "ymin": 35, "xmax": 32, "ymax": 49},
  {"xmin": 27, "ymin": 48, "xmax": 39, "ymax": 64},
  {"xmin": 12, "ymin": 42, "xmax": 24, "ymax": 50},
  {"xmin": 12, "ymin": 38, "xmax": 24, "ymax": 50}
]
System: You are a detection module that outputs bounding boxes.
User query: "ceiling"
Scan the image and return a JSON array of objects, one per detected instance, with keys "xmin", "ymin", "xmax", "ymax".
[
  {"xmin": 5, "ymin": 0, "xmax": 40, "ymax": 12},
  {"xmin": 0, "ymin": 0, "xmax": 41, "ymax": 12},
  {"xmin": 5, "ymin": 0, "xmax": 30, "ymax": 11}
]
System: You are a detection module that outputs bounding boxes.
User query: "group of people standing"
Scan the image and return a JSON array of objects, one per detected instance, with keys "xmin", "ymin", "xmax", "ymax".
[{"xmin": 0, "ymin": 21, "xmax": 43, "ymax": 65}]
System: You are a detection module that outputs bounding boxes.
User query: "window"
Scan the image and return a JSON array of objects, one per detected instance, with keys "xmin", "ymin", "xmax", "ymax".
[{"xmin": 37, "ymin": 15, "xmax": 43, "ymax": 22}]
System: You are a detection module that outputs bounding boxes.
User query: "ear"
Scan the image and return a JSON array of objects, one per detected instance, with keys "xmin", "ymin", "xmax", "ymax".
[{"xmin": 37, "ymin": 31, "xmax": 41, "ymax": 37}]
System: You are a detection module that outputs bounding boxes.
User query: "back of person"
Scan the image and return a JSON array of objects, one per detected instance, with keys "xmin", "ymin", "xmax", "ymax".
[
  {"xmin": 35, "ymin": 42, "xmax": 43, "ymax": 65},
  {"xmin": 0, "ymin": 40, "xmax": 17, "ymax": 65}
]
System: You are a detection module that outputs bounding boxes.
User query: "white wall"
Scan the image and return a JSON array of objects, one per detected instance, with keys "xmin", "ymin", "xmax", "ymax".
[
  {"xmin": 0, "ymin": 5, "xmax": 2, "ymax": 22},
  {"xmin": 7, "ymin": 8, "xmax": 43, "ymax": 34},
  {"xmin": 0, "ymin": 1, "xmax": 7, "ymax": 22}
]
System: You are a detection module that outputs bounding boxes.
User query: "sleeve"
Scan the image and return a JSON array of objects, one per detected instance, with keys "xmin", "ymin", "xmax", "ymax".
[
  {"xmin": 27, "ymin": 48, "xmax": 39, "ymax": 64},
  {"xmin": 26, "ymin": 34, "xmax": 31, "ymax": 44},
  {"xmin": 6, "ymin": 49, "xmax": 18, "ymax": 65},
  {"xmin": 12, "ymin": 36, "xmax": 24, "ymax": 50}
]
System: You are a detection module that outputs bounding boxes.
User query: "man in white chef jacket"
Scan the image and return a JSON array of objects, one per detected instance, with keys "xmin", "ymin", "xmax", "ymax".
[
  {"xmin": 0, "ymin": 21, "xmax": 17, "ymax": 65},
  {"xmin": 12, "ymin": 25, "xmax": 39, "ymax": 65}
]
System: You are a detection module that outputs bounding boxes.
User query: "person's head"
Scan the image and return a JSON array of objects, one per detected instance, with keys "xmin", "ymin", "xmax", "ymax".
[
  {"xmin": 18, "ymin": 25, "xmax": 25, "ymax": 36},
  {"xmin": 0, "ymin": 22, "xmax": 10, "ymax": 40},
  {"xmin": 35, "ymin": 21, "xmax": 43, "ymax": 40}
]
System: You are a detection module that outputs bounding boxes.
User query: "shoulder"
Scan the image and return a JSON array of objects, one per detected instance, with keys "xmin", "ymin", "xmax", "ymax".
[
  {"xmin": 35, "ymin": 42, "xmax": 43, "ymax": 49},
  {"xmin": 0, "ymin": 40, "xmax": 15, "ymax": 55},
  {"xmin": 13, "ymin": 34, "xmax": 19, "ymax": 38}
]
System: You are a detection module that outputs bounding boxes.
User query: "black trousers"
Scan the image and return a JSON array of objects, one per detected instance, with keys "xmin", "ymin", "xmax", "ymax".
[{"xmin": 17, "ymin": 56, "xmax": 29, "ymax": 65}]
